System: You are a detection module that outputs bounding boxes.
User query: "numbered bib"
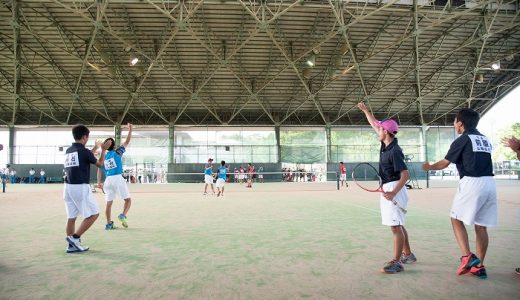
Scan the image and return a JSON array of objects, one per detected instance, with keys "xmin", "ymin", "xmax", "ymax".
[
  {"xmin": 64, "ymin": 152, "xmax": 79, "ymax": 168},
  {"xmin": 104, "ymin": 157, "xmax": 117, "ymax": 170},
  {"xmin": 468, "ymin": 135, "xmax": 492, "ymax": 153}
]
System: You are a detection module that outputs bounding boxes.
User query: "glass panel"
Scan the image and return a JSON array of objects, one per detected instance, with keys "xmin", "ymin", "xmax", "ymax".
[
  {"xmin": 426, "ymin": 126, "xmax": 456, "ymax": 162},
  {"xmin": 396, "ymin": 127, "xmax": 423, "ymax": 162},
  {"xmin": 280, "ymin": 128, "xmax": 326, "ymax": 145},
  {"xmin": 174, "ymin": 127, "xmax": 277, "ymax": 163},
  {"xmin": 331, "ymin": 128, "xmax": 380, "ymax": 162},
  {"xmin": 14, "ymin": 128, "xmax": 112, "ymax": 164},
  {"xmin": 280, "ymin": 128, "xmax": 326, "ymax": 163},
  {"xmin": 124, "ymin": 128, "xmax": 168, "ymax": 166},
  {"xmin": 0, "ymin": 129, "xmax": 10, "ymax": 166}
]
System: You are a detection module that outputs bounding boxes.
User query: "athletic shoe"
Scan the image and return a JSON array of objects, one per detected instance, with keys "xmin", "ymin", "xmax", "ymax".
[
  {"xmin": 515, "ymin": 268, "xmax": 520, "ymax": 276},
  {"xmin": 66, "ymin": 243, "xmax": 82, "ymax": 253},
  {"xmin": 381, "ymin": 260, "xmax": 404, "ymax": 274},
  {"xmin": 456, "ymin": 253, "xmax": 480, "ymax": 275},
  {"xmin": 118, "ymin": 213, "xmax": 128, "ymax": 228},
  {"xmin": 105, "ymin": 221, "xmax": 116, "ymax": 230},
  {"xmin": 400, "ymin": 252, "xmax": 417, "ymax": 264},
  {"xmin": 470, "ymin": 266, "xmax": 487, "ymax": 279},
  {"xmin": 66, "ymin": 236, "xmax": 89, "ymax": 252}
]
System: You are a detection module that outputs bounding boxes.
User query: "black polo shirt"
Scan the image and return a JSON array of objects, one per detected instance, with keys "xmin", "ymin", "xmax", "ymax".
[
  {"xmin": 445, "ymin": 129, "xmax": 494, "ymax": 179},
  {"xmin": 379, "ymin": 138, "xmax": 408, "ymax": 184},
  {"xmin": 64, "ymin": 142, "xmax": 97, "ymax": 184}
]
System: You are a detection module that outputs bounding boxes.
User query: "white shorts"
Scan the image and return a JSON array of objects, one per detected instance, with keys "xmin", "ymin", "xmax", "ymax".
[
  {"xmin": 216, "ymin": 178, "xmax": 226, "ymax": 187},
  {"xmin": 205, "ymin": 175, "xmax": 213, "ymax": 184},
  {"xmin": 258, "ymin": 174, "xmax": 263, "ymax": 179},
  {"xmin": 104, "ymin": 175, "xmax": 130, "ymax": 202},
  {"xmin": 63, "ymin": 183, "xmax": 99, "ymax": 219},
  {"xmin": 340, "ymin": 173, "xmax": 347, "ymax": 181},
  {"xmin": 380, "ymin": 180, "xmax": 408, "ymax": 226},
  {"xmin": 451, "ymin": 176, "xmax": 497, "ymax": 227}
]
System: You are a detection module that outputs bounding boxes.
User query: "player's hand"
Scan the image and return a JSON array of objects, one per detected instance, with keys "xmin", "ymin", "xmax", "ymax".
[
  {"xmin": 101, "ymin": 139, "xmax": 112, "ymax": 150},
  {"xmin": 127, "ymin": 123, "xmax": 133, "ymax": 130},
  {"xmin": 357, "ymin": 102, "xmax": 368, "ymax": 112},
  {"xmin": 96, "ymin": 182, "xmax": 103, "ymax": 189},
  {"xmin": 422, "ymin": 162, "xmax": 431, "ymax": 171},
  {"xmin": 383, "ymin": 191, "xmax": 396, "ymax": 201},
  {"xmin": 501, "ymin": 136, "xmax": 520, "ymax": 150}
]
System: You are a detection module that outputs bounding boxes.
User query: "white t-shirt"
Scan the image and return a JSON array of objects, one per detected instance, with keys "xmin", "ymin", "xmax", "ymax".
[
  {"xmin": 29, "ymin": 170, "xmax": 35, "ymax": 175},
  {"xmin": 40, "ymin": 170, "xmax": 45, "ymax": 176}
]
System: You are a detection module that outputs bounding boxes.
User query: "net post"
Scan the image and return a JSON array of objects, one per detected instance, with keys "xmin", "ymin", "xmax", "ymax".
[{"xmin": 336, "ymin": 171, "xmax": 340, "ymax": 190}]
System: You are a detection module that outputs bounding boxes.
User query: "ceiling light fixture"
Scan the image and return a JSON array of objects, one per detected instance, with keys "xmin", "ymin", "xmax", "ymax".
[
  {"xmin": 306, "ymin": 53, "xmax": 315, "ymax": 67},
  {"xmin": 130, "ymin": 57, "xmax": 139, "ymax": 66},
  {"xmin": 491, "ymin": 61, "xmax": 500, "ymax": 70}
]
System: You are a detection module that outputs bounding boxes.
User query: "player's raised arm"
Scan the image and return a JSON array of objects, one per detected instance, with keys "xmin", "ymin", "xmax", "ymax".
[
  {"xmin": 502, "ymin": 136, "xmax": 520, "ymax": 160},
  {"xmin": 357, "ymin": 102, "xmax": 379, "ymax": 134},
  {"xmin": 92, "ymin": 139, "xmax": 102, "ymax": 155},
  {"xmin": 122, "ymin": 123, "xmax": 133, "ymax": 148},
  {"xmin": 95, "ymin": 139, "xmax": 111, "ymax": 168}
]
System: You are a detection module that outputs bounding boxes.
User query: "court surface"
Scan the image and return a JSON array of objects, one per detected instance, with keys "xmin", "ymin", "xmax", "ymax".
[{"xmin": 1, "ymin": 180, "xmax": 519, "ymax": 299}]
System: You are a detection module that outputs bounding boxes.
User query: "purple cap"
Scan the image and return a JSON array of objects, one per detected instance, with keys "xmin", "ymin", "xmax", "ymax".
[{"xmin": 376, "ymin": 118, "xmax": 399, "ymax": 135}]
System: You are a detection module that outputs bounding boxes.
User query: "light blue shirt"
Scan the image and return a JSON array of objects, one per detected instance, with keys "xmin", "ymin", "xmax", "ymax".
[
  {"xmin": 204, "ymin": 163, "xmax": 213, "ymax": 175},
  {"xmin": 103, "ymin": 146, "xmax": 125, "ymax": 176},
  {"xmin": 217, "ymin": 166, "xmax": 227, "ymax": 179}
]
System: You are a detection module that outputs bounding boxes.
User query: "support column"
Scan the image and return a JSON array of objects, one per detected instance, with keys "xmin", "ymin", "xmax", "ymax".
[
  {"xmin": 114, "ymin": 124, "xmax": 122, "ymax": 146},
  {"xmin": 11, "ymin": 0, "xmax": 21, "ymax": 125},
  {"xmin": 325, "ymin": 124, "xmax": 332, "ymax": 163},
  {"xmin": 421, "ymin": 125, "xmax": 429, "ymax": 188},
  {"xmin": 275, "ymin": 125, "xmax": 281, "ymax": 163},
  {"xmin": 168, "ymin": 123, "xmax": 175, "ymax": 164},
  {"xmin": 8, "ymin": 126, "xmax": 15, "ymax": 164}
]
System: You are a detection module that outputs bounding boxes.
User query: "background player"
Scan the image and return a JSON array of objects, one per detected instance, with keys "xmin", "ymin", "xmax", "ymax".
[
  {"xmin": 216, "ymin": 160, "xmax": 227, "ymax": 197},
  {"xmin": 339, "ymin": 161, "xmax": 348, "ymax": 188},
  {"xmin": 204, "ymin": 158, "xmax": 215, "ymax": 195}
]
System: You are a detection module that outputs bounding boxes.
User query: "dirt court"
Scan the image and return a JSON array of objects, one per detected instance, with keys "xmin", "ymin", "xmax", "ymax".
[{"xmin": 0, "ymin": 180, "xmax": 519, "ymax": 299}]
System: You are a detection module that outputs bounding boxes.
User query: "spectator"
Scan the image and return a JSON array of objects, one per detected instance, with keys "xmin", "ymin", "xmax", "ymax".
[
  {"xmin": 10, "ymin": 168, "xmax": 17, "ymax": 184},
  {"xmin": 29, "ymin": 168, "xmax": 36, "ymax": 183},
  {"xmin": 40, "ymin": 169, "xmax": 46, "ymax": 184}
]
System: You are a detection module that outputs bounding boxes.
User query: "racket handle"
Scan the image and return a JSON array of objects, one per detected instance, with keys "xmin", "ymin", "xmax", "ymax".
[{"xmin": 392, "ymin": 200, "xmax": 407, "ymax": 214}]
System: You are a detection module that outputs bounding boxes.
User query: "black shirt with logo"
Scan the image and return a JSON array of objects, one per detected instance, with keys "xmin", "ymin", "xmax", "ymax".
[
  {"xmin": 64, "ymin": 143, "xmax": 97, "ymax": 184},
  {"xmin": 445, "ymin": 129, "xmax": 494, "ymax": 178},
  {"xmin": 379, "ymin": 138, "xmax": 408, "ymax": 184}
]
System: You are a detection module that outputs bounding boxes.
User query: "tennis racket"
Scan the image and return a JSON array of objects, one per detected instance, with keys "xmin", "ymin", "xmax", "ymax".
[{"xmin": 351, "ymin": 162, "xmax": 407, "ymax": 214}]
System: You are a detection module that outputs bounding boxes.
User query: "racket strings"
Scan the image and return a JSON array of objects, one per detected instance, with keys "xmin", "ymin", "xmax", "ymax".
[{"xmin": 352, "ymin": 163, "xmax": 382, "ymax": 192}]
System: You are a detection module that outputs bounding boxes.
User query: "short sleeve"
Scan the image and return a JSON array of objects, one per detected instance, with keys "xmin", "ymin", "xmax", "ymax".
[
  {"xmin": 392, "ymin": 149, "xmax": 408, "ymax": 172},
  {"xmin": 445, "ymin": 136, "xmax": 465, "ymax": 164},
  {"xmin": 115, "ymin": 146, "xmax": 126, "ymax": 156},
  {"xmin": 87, "ymin": 149, "xmax": 97, "ymax": 164}
]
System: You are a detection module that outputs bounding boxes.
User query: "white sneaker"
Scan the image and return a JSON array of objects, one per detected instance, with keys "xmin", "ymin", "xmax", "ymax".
[
  {"xmin": 66, "ymin": 236, "xmax": 89, "ymax": 252},
  {"xmin": 66, "ymin": 244, "xmax": 82, "ymax": 253}
]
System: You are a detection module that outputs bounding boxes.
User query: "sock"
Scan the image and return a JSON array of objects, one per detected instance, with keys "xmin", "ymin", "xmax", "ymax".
[{"xmin": 72, "ymin": 234, "xmax": 80, "ymax": 239}]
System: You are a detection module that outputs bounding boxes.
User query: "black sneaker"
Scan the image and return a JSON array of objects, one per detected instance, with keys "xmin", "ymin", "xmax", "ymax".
[
  {"xmin": 381, "ymin": 260, "xmax": 404, "ymax": 274},
  {"xmin": 470, "ymin": 265, "xmax": 487, "ymax": 279}
]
